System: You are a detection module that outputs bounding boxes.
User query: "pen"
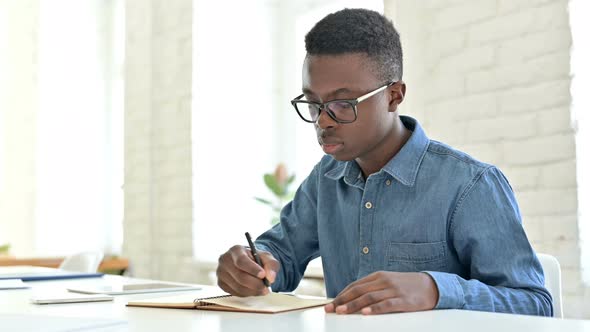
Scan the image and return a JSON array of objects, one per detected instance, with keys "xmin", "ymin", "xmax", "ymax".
[{"xmin": 245, "ymin": 232, "xmax": 271, "ymax": 288}]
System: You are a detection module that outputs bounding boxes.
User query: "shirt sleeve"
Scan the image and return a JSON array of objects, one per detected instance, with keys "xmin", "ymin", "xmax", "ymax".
[
  {"xmin": 255, "ymin": 162, "xmax": 321, "ymax": 293},
  {"xmin": 426, "ymin": 166, "xmax": 553, "ymax": 316}
]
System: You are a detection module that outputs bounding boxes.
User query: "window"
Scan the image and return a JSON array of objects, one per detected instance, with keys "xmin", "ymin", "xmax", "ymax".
[
  {"xmin": 34, "ymin": 0, "xmax": 124, "ymax": 255},
  {"xmin": 192, "ymin": 0, "xmax": 275, "ymax": 261},
  {"xmin": 192, "ymin": 0, "xmax": 383, "ymax": 262}
]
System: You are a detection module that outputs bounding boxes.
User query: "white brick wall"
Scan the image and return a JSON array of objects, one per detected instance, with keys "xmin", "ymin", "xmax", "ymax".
[
  {"xmin": 432, "ymin": 0, "xmax": 497, "ymax": 29},
  {"xmin": 123, "ymin": 0, "xmax": 198, "ymax": 282},
  {"xmin": 386, "ymin": 0, "xmax": 588, "ymax": 318}
]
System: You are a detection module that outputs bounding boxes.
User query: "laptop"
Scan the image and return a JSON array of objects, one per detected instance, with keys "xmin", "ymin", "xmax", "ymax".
[{"xmin": 67, "ymin": 282, "xmax": 200, "ymax": 295}]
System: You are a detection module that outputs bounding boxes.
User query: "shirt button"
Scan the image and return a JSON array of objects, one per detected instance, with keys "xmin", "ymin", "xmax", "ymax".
[
  {"xmin": 365, "ymin": 202, "xmax": 372, "ymax": 209},
  {"xmin": 386, "ymin": 179, "xmax": 391, "ymax": 186},
  {"xmin": 362, "ymin": 246, "xmax": 369, "ymax": 254}
]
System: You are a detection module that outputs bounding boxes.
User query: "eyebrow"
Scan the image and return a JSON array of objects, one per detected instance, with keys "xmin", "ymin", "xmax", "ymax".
[{"xmin": 302, "ymin": 87, "xmax": 356, "ymax": 99}]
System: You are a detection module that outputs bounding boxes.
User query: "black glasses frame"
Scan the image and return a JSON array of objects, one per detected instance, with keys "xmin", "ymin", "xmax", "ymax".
[{"xmin": 290, "ymin": 81, "xmax": 396, "ymax": 124}]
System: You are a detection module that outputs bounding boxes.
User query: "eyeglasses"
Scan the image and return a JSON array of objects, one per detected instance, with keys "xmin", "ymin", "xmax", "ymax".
[{"xmin": 290, "ymin": 81, "xmax": 395, "ymax": 124}]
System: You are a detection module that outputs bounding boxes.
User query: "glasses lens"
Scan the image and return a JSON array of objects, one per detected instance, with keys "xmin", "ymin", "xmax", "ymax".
[
  {"xmin": 293, "ymin": 101, "xmax": 320, "ymax": 122},
  {"xmin": 326, "ymin": 101, "xmax": 356, "ymax": 122}
]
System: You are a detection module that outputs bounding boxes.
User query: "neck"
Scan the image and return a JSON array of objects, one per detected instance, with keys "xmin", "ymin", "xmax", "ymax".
[{"xmin": 356, "ymin": 119, "xmax": 411, "ymax": 178}]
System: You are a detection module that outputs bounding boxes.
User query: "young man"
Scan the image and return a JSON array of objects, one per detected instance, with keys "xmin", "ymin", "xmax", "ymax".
[{"xmin": 216, "ymin": 8, "xmax": 552, "ymax": 316}]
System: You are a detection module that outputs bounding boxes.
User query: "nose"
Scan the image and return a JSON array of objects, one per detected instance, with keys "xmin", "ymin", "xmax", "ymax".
[{"xmin": 315, "ymin": 108, "xmax": 337, "ymax": 129}]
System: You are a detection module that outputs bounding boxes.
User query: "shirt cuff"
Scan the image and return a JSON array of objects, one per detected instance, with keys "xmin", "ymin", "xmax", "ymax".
[{"xmin": 424, "ymin": 271, "xmax": 465, "ymax": 309}]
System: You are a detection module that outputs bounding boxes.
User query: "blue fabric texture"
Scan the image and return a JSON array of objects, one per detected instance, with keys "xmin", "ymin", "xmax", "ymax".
[{"xmin": 256, "ymin": 116, "xmax": 553, "ymax": 316}]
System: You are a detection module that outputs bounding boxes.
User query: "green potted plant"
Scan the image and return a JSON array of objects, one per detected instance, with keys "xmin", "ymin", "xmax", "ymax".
[
  {"xmin": 254, "ymin": 163, "xmax": 296, "ymax": 225},
  {"xmin": 0, "ymin": 243, "xmax": 10, "ymax": 256}
]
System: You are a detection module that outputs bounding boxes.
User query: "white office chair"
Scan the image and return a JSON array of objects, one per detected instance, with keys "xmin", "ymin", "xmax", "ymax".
[
  {"xmin": 537, "ymin": 253, "xmax": 563, "ymax": 318},
  {"xmin": 59, "ymin": 252, "xmax": 104, "ymax": 273}
]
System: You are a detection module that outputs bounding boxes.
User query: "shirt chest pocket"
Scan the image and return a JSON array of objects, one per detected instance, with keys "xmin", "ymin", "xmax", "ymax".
[{"xmin": 387, "ymin": 241, "xmax": 447, "ymax": 272}]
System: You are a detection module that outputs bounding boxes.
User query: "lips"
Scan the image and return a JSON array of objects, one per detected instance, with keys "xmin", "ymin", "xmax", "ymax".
[
  {"xmin": 319, "ymin": 137, "xmax": 344, "ymax": 154},
  {"xmin": 322, "ymin": 143, "xmax": 343, "ymax": 154}
]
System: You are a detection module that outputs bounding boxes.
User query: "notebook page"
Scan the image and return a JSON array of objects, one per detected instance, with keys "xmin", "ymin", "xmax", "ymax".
[
  {"xmin": 200, "ymin": 293, "xmax": 331, "ymax": 312},
  {"xmin": 126, "ymin": 292, "xmax": 206, "ymax": 308}
]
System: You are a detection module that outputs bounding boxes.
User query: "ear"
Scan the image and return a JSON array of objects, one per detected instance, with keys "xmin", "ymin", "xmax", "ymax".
[{"xmin": 388, "ymin": 81, "xmax": 406, "ymax": 112}]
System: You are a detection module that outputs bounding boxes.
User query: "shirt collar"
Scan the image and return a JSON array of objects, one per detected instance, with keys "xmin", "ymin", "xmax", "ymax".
[{"xmin": 324, "ymin": 116, "xmax": 429, "ymax": 187}]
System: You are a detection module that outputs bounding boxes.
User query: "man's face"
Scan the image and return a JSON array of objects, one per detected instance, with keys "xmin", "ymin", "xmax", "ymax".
[{"xmin": 302, "ymin": 53, "xmax": 400, "ymax": 162}]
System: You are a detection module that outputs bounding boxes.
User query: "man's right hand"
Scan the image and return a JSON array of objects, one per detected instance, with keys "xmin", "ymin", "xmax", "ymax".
[{"xmin": 216, "ymin": 245, "xmax": 280, "ymax": 297}]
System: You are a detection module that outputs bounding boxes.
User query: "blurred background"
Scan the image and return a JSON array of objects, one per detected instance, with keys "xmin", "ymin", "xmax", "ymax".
[{"xmin": 0, "ymin": 0, "xmax": 588, "ymax": 318}]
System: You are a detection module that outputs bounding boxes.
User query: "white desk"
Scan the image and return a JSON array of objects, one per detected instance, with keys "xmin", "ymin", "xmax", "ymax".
[{"xmin": 1, "ymin": 275, "xmax": 589, "ymax": 332}]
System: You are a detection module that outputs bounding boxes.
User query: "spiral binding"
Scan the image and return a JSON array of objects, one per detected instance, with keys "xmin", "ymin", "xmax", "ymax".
[{"xmin": 193, "ymin": 294, "xmax": 232, "ymax": 307}]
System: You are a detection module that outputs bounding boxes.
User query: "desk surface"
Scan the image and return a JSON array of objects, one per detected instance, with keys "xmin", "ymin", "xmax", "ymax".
[{"xmin": 1, "ymin": 275, "xmax": 589, "ymax": 332}]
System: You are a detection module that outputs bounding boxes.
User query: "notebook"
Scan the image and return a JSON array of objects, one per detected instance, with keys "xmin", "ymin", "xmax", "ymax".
[
  {"xmin": 0, "ymin": 266, "xmax": 103, "ymax": 281},
  {"xmin": 127, "ymin": 292, "xmax": 331, "ymax": 314}
]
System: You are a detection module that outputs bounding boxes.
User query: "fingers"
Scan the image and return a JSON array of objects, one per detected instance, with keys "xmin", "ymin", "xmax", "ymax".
[
  {"xmin": 334, "ymin": 289, "xmax": 393, "ymax": 314},
  {"xmin": 326, "ymin": 271, "xmax": 439, "ymax": 315},
  {"xmin": 326, "ymin": 291, "xmax": 406, "ymax": 315},
  {"xmin": 216, "ymin": 245, "xmax": 280, "ymax": 297},
  {"xmin": 216, "ymin": 263, "xmax": 269, "ymax": 296},
  {"xmin": 324, "ymin": 303, "xmax": 335, "ymax": 313},
  {"xmin": 330, "ymin": 279, "xmax": 389, "ymax": 314},
  {"xmin": 331, "ymin": 273, "xmax": 384, "ymax": 309},
  {"xmin": 361, "ymin": 297, "xmax": 406, "ymax": 315},
  {"xmin": 234, "ymin": 247, "xmax": 266, "ymax": 278},
  {"xmin": 335, "ymin": 271, "xmax": 380, "ymax": 296},
  {"xmin": 216, "ymin": 245, "xmax": 270, "ymax": 296},
  {"xmin": 217, "ymin": 277, "xmax": 240, "ymax": 295},
  {"xmin": 259, "ymin": 251, "xmax": 280, "ymax": 283}
]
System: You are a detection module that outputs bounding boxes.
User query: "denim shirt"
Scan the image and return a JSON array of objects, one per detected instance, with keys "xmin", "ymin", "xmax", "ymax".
[{"xmin": 256, "ymin": 116, "xmax": 552, "ymax": 316}]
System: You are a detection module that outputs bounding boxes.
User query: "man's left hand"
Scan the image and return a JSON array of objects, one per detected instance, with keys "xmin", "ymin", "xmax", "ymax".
[{"xmin": 324, "ymin": 271, "xmax": 439, "ymax": 315}]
